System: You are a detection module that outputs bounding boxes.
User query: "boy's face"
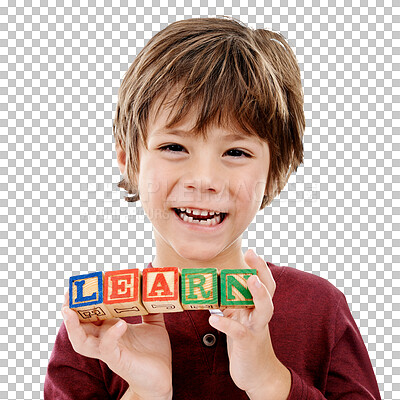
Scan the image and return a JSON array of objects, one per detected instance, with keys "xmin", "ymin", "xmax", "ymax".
[{"xmin": 119, "ymin": 101, "xmax": 270, "ymax": 268}]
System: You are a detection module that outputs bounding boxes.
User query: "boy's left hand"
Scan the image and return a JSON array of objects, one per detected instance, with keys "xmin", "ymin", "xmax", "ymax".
[{"xmin": 208, "ymin": 249, "xmax": 291, "ymax": 400}]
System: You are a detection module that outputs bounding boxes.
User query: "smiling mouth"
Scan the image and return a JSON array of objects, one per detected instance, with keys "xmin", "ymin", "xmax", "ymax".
[{"xmin": 173, "ymin": 208, "xmax": 227, "ymax": 226}]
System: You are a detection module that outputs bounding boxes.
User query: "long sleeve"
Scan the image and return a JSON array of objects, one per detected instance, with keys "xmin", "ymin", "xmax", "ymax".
[
  {"xmin": 323, "ymin": 293, "xmax": 381, "ymax": 399},
  {"xmin": 274, "ymin": 282, "xmax": 381, "ymax": 400},
  {"xmin": 44, "ymin": 322, "xmax": 129, "ymax": 400}
]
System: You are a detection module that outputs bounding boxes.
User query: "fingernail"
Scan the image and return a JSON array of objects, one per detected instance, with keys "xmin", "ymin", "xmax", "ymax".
[
  {"xmin": 209, "ymin": 315, "xmax": 220, "ymax": 326},
  {"xmin": 254, "ymin": 275, "xmax": 262, "ymax": 288},
  {"xmin": 248, "ymin": 249, "xmax": 257, "ymax": 259},
  {"xmin": 115, "ymin": 320, "xmax": 125, "ymax": 329},
  {"xmin": 61, "ymin": 307, "xmax": 68, "ymax": 320}
]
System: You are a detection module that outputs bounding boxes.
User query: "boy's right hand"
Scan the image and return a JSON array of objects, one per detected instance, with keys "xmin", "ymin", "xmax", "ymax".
[{"xmin": 61, "ymin": 291, "xmax": 173, "ymax": 400}]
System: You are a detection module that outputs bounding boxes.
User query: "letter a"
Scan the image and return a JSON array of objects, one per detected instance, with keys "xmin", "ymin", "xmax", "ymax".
[{"xmin": 148, "ymin": 272, "xmax": 173, "ymax": 297}]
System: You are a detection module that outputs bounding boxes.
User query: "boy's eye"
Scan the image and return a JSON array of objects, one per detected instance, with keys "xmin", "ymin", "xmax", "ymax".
[
  {"xmin": 159, "ymin": 144, "xmax": 251, "ymax": 158},
  {"xmin": 159, "ymin": 144, "xmax": 185, "ymax": 152},
  {"xmin": 225, "ymin": 149, "xmax": 251, "ymax": 158}
]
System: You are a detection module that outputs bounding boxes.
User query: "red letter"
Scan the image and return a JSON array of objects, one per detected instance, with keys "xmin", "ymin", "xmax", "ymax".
[
  {"xmin": 148, "ymin": 273, "xmax": 173, "ymax": 297},
  {"xmin": 109, "ymin": 274, "xmax": 132, "ymax": 299}
]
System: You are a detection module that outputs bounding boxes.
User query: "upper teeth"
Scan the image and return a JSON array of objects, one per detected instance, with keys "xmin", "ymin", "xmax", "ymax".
[{"xmin": 179, "ymin": 207, "xmax": 221, "ymax": 216}]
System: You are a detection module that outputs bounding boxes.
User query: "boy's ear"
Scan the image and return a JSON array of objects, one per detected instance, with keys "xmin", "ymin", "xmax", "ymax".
[
  {"xmin": 115, "ymin": 144, "xmax": 139, "ymax": 190},
  {"xmin": 265, "ymin": 177, "xmax": 277, "ymax": 201},
  {"xmin": 116, "ymin": 144, "xmax": 126, "ymax": 175}
]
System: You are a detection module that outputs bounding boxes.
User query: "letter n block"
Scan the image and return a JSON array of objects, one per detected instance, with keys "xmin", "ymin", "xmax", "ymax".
[
  {"xmin": 69, "ymin": 272, "xmax": 113, "ymax": 322},
  {"xmin": 220, "ymin": 269, "xmax": 257, "ymax": 309},
  {"xmin": 181, "ymin": 268, "xmax": 218, "ymax": 310},
  {"xmin": 142, "ymin": 267, "xmax": 183, "ymax": 313},
  {"xmin": 104, "ymin": 269, "xmax": 148, "ymax": 317}
]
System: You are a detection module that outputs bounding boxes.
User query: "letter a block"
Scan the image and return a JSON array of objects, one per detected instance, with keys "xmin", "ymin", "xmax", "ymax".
[
  {"xmin": 220, "ymin": 269, "xmax": 257, "ymax": 309},
  {"xmin": 142, "ymin": 267, "xmax": 183, "ymax": 313},
  {"xmin": 181, "ymin": 268, "xmax": 219, "ymax": 310},
  {"xmin": 104, "ymin": 269, "xmax": 148, "ymax": 317},
  {"xmin": 69, "ymin": 272, "xmax": 113, "ymax": 322}
]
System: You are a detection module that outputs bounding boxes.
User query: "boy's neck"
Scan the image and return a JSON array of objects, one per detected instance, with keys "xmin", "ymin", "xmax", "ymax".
[{"xmin": 151, "ymin": 235, "xmax": 250, "ymax": 270}]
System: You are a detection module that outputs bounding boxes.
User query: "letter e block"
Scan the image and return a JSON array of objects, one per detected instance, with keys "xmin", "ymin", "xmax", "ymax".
[
  {"xmin": 181, "ymin": 268, "xmax": 218, "ymax": 310},
  {"xmin": 220, "ymin": 269, "xmax": 257, "ymax": 309},
  {"xmin": 69, "ymin": 272, "xmax": 113, "ymax": 322},
  {"xmin": 142, "ymin": 267, "xmax": 183, "ymax": 313},
  {"xmin": 104, "ymin": 269, "xmax": 148, "ymax": 317}
]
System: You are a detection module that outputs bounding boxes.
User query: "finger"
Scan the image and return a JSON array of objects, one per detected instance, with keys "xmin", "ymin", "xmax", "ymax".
[
  {"xmin": 98, "ymin": 319, "xmax": 128, "ymax": 365},
  {"xmin": 257, "ymin": 258, "xmax": 276, "ymax": 298},
  {"xmin": 61, "ymin": 306, "xmax": 100, "ymax": 357},
  {"xmin": 63, "ymin": 290, "xmax": 69, "ymax": 308},
  {"xmin": 222, "ymin": 308, "xmax": 239, "ymax": 319},
  {"xmin": 209, "ymin": 314, "xmax": 247, "ymax": 341},
  {"xmin": 63, "ymin": 290, "xmax": 103, "ymax": 327},
  {"xmin": 222, "ymin": 308, "xmax": 247, "ymax": 324},
  {"xmin": 246, "ymin": 274, "xmax": 274, "ymax": 329},
  {"xmin": 244, "ymin": 249, "xmax": 276, "ymax": 297},
  {"xmin": 142, "ymin": 313, "xmax": 166, "ymax": 328}
]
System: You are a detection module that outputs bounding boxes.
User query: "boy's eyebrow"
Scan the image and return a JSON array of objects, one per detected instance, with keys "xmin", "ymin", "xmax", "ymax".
[{"xmin": 152, "ymin": 129, "xmax": 255, "ymax": 142}]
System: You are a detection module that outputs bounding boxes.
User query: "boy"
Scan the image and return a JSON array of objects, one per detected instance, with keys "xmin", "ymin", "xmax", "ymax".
[{"xmin": 44, "ymin": 17, "xmax": 381, "ymax": 399}]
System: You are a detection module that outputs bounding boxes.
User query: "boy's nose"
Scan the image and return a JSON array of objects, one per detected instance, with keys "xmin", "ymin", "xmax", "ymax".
[
  {"xmin": 183, "ymin": 157, "xmax": 225, "ymax": 194},
  {"xmin": 184, "ymin": 178, "xmax": 219, "ymax": 193}
]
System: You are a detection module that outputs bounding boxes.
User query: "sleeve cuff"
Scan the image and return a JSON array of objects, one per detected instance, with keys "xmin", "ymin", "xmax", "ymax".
[{"xmin": 286, "ymin": 367, "xmax": 325, "ymax": 400}]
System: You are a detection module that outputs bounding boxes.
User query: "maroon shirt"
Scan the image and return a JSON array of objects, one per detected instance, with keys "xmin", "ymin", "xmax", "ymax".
[{"xmin": 44, "ymin": 263, "xmax": 381, "ymax": 399}]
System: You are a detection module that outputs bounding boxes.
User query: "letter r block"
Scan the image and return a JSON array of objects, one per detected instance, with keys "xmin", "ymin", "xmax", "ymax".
[
  {"xmin": 181, "ymin": 268, "xmax": 219, "ymax": 310},
  {"xmin": 69, "ymin": 272, "xmax": 113, "ymax": 322},
  {"xmin": 104, "ymin": 269, "xmax": 148, "ymax": 317},
  {"xmin": 220, "ymin": 269, "xmax": 257, "ymax": 309},
  {"xmin": 142, "ymin": 267, "xmax": 183, "ymax": 313}
]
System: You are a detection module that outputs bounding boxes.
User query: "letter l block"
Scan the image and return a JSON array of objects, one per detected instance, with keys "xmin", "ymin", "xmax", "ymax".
[{"xmin": 69, "ymin": 271, "xmax": 113, "ymax": 322}]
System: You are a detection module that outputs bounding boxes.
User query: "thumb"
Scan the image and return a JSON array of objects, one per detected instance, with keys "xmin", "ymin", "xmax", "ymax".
[{"xmin": 142, "ymin": 313, "xmax": 166, "ymax": 328}]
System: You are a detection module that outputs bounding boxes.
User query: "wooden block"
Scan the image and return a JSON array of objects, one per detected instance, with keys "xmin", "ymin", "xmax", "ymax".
[
  {"xmin": 220, "ymin": 269, "xmax": 257, "ymax": 309},
  {"xmin": 181, "ymin": 268, "xmax": 219, "ymax": 310},
  {"xmin": 142, "ymin": 267, "xmax": 183, "ymax": 313},
  {"xmin": 69, "ymin": 272, "xmax": 113, "ymax": 322},
  {"xmin": 104, "ymin": 269, "xmax": 148, "ymax": 317}
]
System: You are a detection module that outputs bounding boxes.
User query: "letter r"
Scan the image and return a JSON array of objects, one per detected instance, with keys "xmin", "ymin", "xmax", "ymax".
[{"xmin": 187, "ymin": 274, "xmax": 211, "ymax": 300}]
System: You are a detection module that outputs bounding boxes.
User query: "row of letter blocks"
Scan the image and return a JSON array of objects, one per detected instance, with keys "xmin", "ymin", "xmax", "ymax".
[{"xmin": 69, "ymin": 267, "xmax": 257, "ymax": 322}]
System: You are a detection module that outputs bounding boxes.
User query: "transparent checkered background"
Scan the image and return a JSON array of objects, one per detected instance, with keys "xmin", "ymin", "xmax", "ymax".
[{"xmin": 1, "ymin": 0, "xmax": 398, "ymax": 399}]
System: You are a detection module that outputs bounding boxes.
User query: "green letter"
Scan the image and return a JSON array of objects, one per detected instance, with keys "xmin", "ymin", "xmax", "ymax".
[
  {"xmin": 227, "ymin": 275, "xmax": 252, "ymax": 300},
  {"xmin": 187, "ymin": 274, "xmax": 211, "ymax": 300}
]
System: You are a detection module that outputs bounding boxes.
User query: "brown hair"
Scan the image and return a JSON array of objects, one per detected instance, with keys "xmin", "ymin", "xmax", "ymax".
[{"xmin": 113, "ymin": 16, "xmax": 305, "ymax": 209}]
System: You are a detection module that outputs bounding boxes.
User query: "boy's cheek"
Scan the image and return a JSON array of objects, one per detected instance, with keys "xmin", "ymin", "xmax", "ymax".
[
  {"xmin": 146, "ymin": 209, "xmax": 173, "ymax": 220},
  {"xmin": 254, "ymin": 180, "xmax": 269, "ymax": 198},
  {"xmin": 147, "ymin": 181, "xmax": 162, "ymax": 195},
  {"xmin": 231, "ymin": 180, "xmax": 265, "ymax": 203}
]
